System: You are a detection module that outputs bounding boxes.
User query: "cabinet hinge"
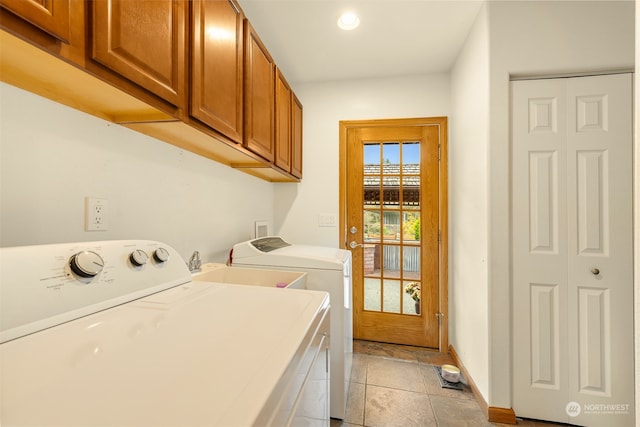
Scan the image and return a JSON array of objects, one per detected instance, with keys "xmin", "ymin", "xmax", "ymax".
[{"xmin": 436, "ymin": 312, "xmax": 444, "ymax": 324}]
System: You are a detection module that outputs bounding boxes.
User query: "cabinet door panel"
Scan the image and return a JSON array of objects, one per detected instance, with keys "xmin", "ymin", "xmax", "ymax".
[
  {"xmin": 275, "ymin": 69, "xmax": 291, "ymax": 171},
  {"xmin": 1, "ymin": 0, "xmax": 70, "ymax": 42},
  {"xmin": 92, "ymin": 0, "xmax": 185, "ymax": 106},
  {"xmin": 191, "ymin": 0, "xmax": 243, "ymax": 144},
  {"xmin": 291, "ymin": 94, "xmax": 303, "ymax": 178},
  {"xmin": 244, "ymin": 21, "xmax": 274, "ymax": 162}
]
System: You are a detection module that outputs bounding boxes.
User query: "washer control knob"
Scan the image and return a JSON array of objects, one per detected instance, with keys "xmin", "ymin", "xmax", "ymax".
[
  {"xmin": 153, "ymin": 247, "xmax": 170, "ymax": 263},
  {"xmin": 130, "ymin": 249, "xmax": 149, "ymax": 266},
  {"xmin": 69, "ymin": 251, "xmax": 105, "ymax": 278}
]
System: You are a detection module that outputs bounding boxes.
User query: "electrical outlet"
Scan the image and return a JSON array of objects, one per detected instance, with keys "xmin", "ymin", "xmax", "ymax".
[{"xmin": 85, "ymin": 197, "xmax": 108, "ymax": 231}]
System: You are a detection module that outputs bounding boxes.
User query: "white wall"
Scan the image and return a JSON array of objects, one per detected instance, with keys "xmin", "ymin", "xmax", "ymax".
[
  {"xmin": 449, "ymin": 3, "xmax": 490, "ymax": 401},
  {"xmin": 486, "ymin": 0, "xmax": 635, "ymax": 410},
  {"xmin": 447, "ymin": 0, "xmax": 635, "ymax": 410},
  {"xmin": 0, "ymin": 83, "xmax": 275, "ymax": 262},
  {"xmin": 274, "ymin": 74, "xmax": 451, "ymax": 247}
]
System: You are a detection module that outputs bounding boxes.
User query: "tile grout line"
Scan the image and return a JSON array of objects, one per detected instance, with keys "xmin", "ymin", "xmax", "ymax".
[{"xmin": 363, "ymin": 354, "xmax": 371, "ymax": 427}]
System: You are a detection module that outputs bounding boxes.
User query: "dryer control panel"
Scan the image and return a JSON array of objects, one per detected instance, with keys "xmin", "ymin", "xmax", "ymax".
[{"xmin": 250, "ymin": 236, "xmax": 292, "ymax": 252}]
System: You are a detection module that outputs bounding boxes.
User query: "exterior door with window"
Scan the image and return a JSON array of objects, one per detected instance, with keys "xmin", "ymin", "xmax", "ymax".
[{"xmin": 341, "ymin": 118, "xmax": 446, "ymax": 348}]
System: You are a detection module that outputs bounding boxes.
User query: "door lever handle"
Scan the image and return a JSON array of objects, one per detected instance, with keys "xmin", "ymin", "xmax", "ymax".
[{"xmin": 349, "ymin": 241, "xmax": 362, "ymax": 249}]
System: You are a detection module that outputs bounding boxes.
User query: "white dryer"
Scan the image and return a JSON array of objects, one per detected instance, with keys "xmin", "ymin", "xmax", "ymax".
[{"xmin": 230, "ymin": 236, "xmax": 353, "ymax": 420}]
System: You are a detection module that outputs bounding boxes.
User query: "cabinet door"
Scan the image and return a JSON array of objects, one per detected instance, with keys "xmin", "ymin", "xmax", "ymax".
[
  {"xmin": 191, "ymin": 0, "xmax": 243, "ymax": 144},
  {"xmin": 291, "ymin": 94, "xmax": 303, "ymax": 178},
  {"xmin": 92, "ymin": 0, "xmax": 186, "ymax": 107},
  {"xmin": 0, "ymin": 0, "xmax": 70, "ymax": 42},
  {"xmin": 274, "ymin": 69, "xmax": 291, "ymax": 172},
  {"xmin": 243, "ymin": 20, "xmax": 274, "ymax": 162}
]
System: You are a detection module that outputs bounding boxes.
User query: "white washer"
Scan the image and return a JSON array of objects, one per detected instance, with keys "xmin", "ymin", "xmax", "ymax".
[
  {"xmin": 1, "ymin": 240, "xmax": 330, "ymax": 426},
  {"xmin": 230, "ymin": 236, "xmax": 353, "ymax": 420}
]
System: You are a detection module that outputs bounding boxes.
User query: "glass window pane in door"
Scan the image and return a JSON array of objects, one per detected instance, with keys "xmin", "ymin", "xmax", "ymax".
[
  {"xmin": 383, "ymin": 142, "xmax": 400, "ymax": 164},
  {"xmin": 402, "ymin": 175, "xmax": 420, "ymax": 210},
  {"xmin": 364, "ymin": 278, "xmax": 381, "ymax": 311},
  {"xmin": 364, "ymin": 143, "xmax": 381, "ymax": 166},
  {"xmin": 382, "ymin": 175, "xmax": 400, "ymax": 208},
  {"xmin": 364, "ymin": 210, "xmax": 381, "ymax": 242},
  {"xmin": 382, "ymin": 279, "xmax": 401, "ymax": 313},
  {"xmin": 383, "ymin": 211, "xmax": 400, "ymax": 241},
  {"xmin": 402, "ymin": 141, "xmax": 420, "ymax": 172},
  {"xmin": 382, "ymin": 244, "xmax": 400, "ymax": 279},
  {"xmin": 402, "ymin": 211, "xmax": 420, "ymax": 242},
  {"xmin": 363, "ymin": 243, "xmax": 379, "ymax": 277},
  {"xmin": 403, "ymin": 280, "xmax": 421, "ymax": 316},
  {"xmin": 402, "ymin": 246, "xmax": 420, "ymax": 280}
]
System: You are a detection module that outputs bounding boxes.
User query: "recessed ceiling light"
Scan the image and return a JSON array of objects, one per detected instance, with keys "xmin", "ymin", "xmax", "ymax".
[{"xmin": 338, "ymin": 11, "xmax": 360, "ymax": 30}]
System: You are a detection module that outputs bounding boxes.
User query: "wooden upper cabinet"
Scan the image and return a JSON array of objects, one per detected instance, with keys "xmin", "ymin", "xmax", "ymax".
[
  {"xmin": 243, "ymin": 20, "xmax": 274, "ymax": 162},
  {"xmin": 274, "ymin": 69, "xmax": 291, "ymax": 172},
  {"xmin": 1, "ymin": 0, "xmax": 302, "ymax": 181},
  {"xmin": 0, "ymin": 0, "xmax": 70, "ymax": 42},
  {"xmin": 275, "ymin": 68, "xmax": 303, "ymax": 179},
  {"xmin": 191, "ymin": 0, "xmax": 243, "ymax": 144},
  {"xmin": 291, "ymin": 93, "xmax": 303, "ymax": 179},
  {"xmin": 92, "ymin": 0, "xmax": 186, "ymax": 107}
]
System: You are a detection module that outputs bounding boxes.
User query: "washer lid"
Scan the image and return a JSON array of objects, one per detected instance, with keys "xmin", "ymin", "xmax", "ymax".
[{"xmin": 1, "ymin": 282, "xmax": 330, "ymax": 426}]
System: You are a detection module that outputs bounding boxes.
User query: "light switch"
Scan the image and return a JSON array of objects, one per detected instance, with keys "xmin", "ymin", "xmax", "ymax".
[{"xmin": 318, "ymin": 214, "xmax": 337, "ymax": 227}]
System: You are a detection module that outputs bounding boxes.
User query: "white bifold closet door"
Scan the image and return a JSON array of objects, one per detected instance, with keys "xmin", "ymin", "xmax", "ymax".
[{"xmin": 512, "ymin": 73, "xmax": 633, "ymax": 427}]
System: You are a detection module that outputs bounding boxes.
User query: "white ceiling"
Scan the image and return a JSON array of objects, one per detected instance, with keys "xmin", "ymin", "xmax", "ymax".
[{"xmin": 238, "ymin": 0, "xmax": 484, "ymax": 84}]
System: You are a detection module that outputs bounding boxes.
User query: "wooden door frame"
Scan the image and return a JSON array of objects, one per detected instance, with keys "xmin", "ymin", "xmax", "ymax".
[{"xmin": 339, "ymin": 117, "xmax": 449, "ymax": 351}]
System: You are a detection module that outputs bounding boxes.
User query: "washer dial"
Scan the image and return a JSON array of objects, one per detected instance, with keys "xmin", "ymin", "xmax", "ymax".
[
  {"xmin": 153, "ymin": 247, "xmax": 170, "ymax": 263},
  {"xmin": 69, "ymin": 251, "xmax": 105, "ymax": 278},
  {"xmin": 130, "ymin": 249, "xmax": 149, "ymax": 266}
]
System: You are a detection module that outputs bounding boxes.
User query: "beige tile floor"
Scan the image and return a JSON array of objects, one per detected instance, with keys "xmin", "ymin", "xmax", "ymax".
[{"xmin": 331, "ymin": 340, "xmax": 572, "ymax": 427}]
